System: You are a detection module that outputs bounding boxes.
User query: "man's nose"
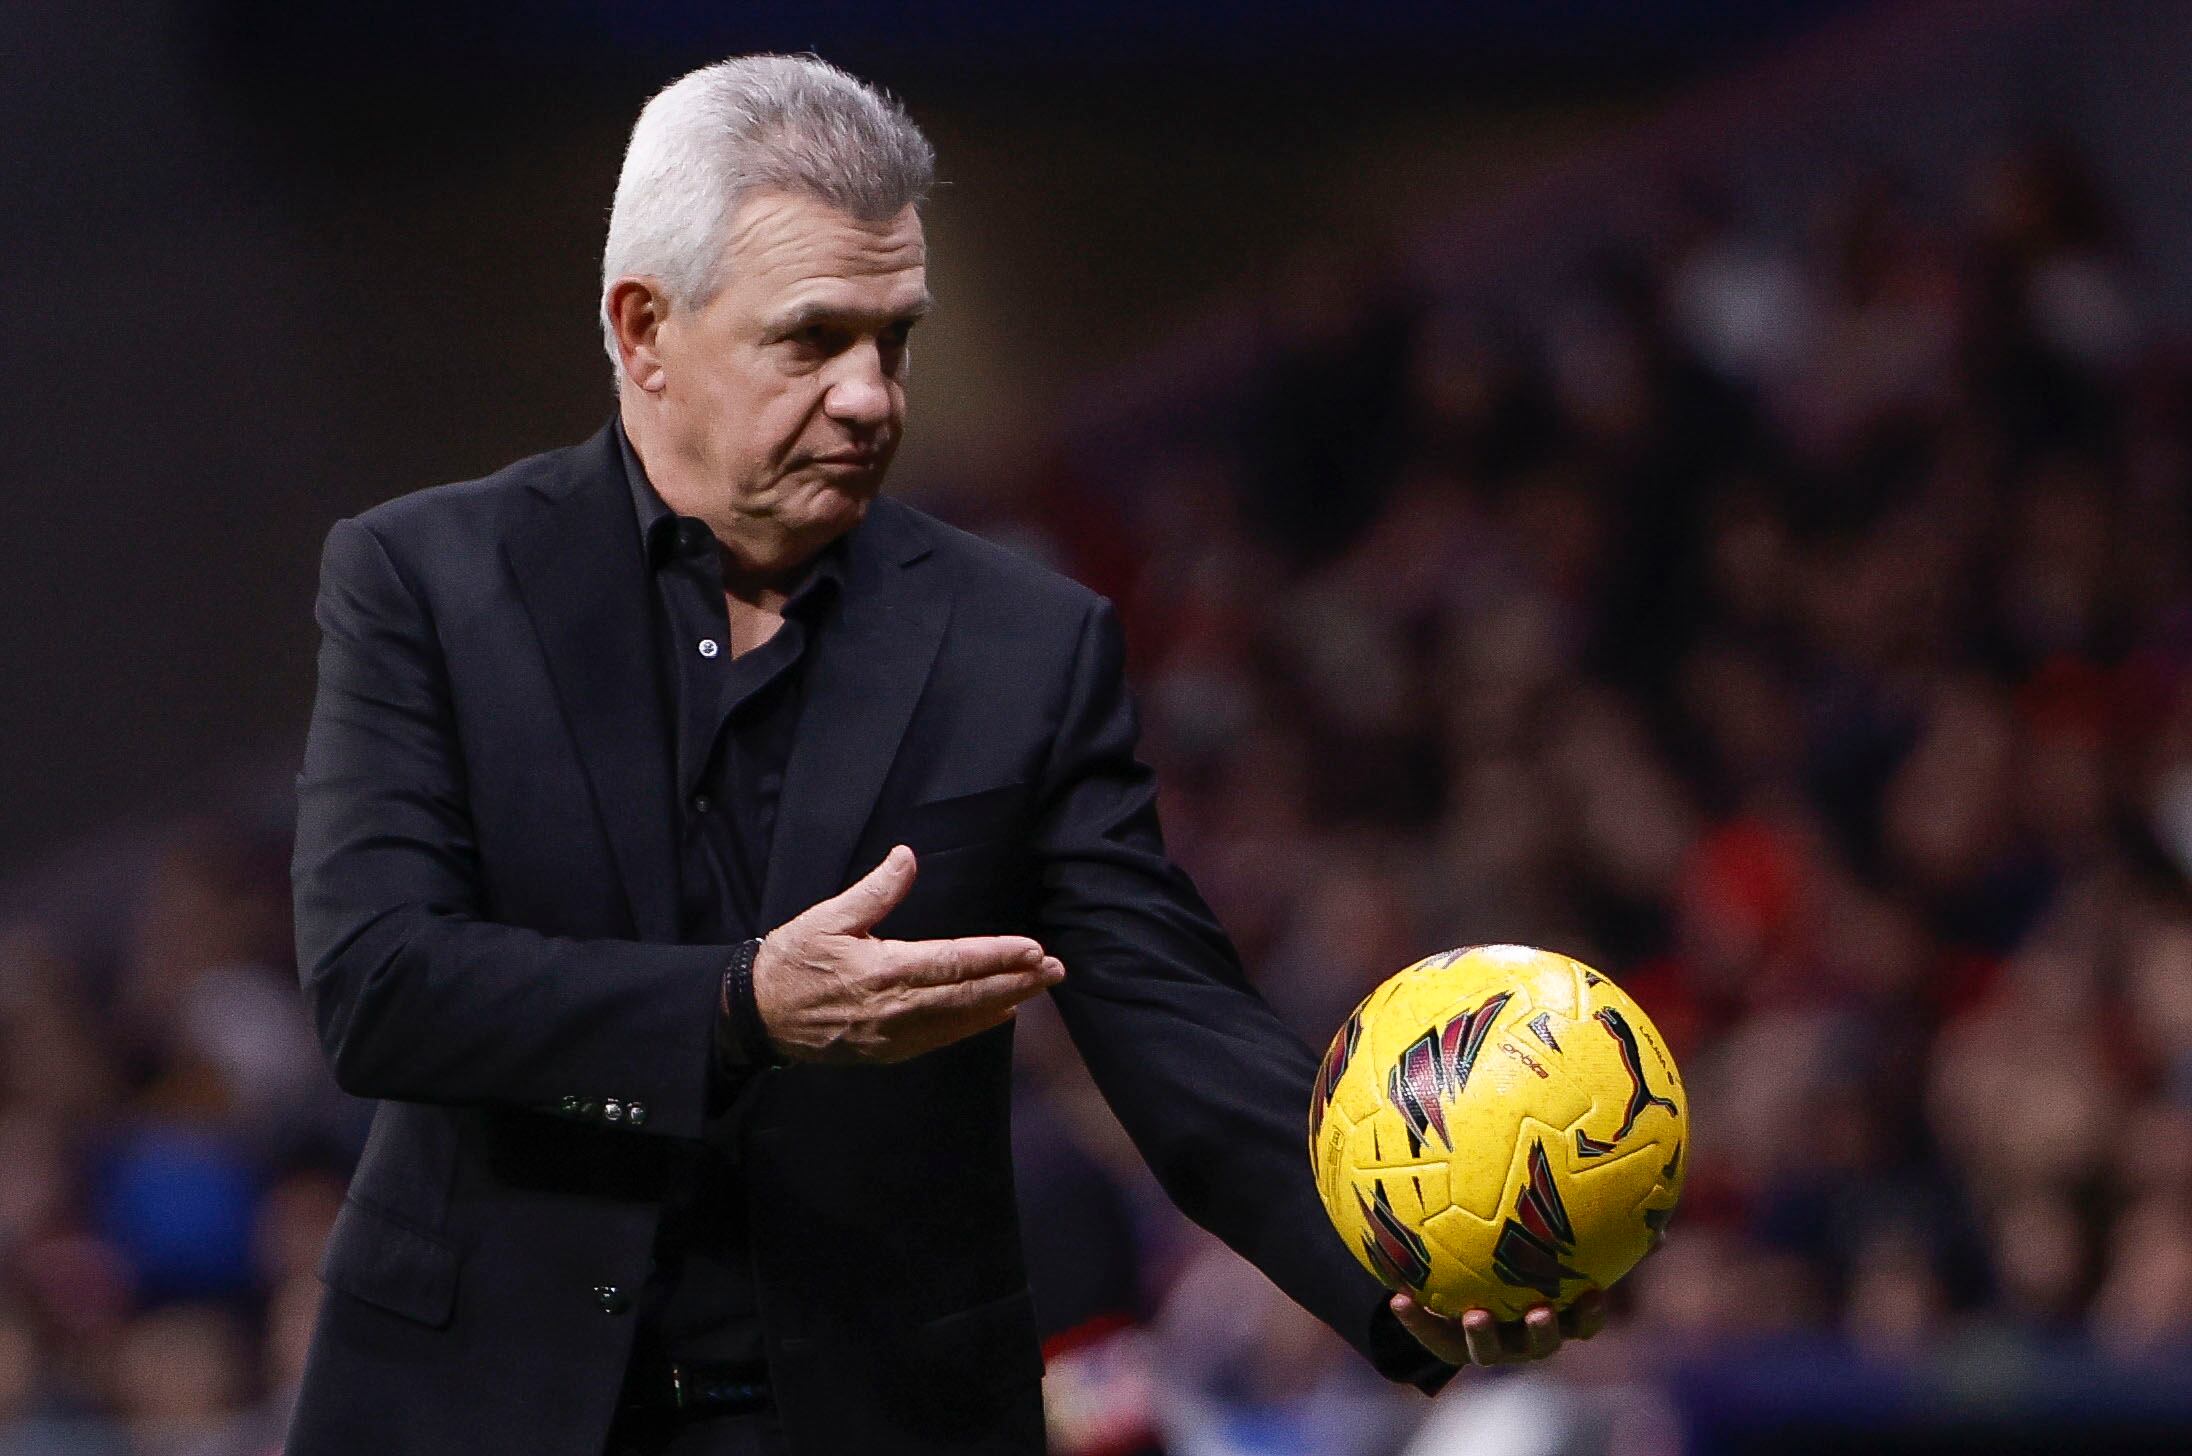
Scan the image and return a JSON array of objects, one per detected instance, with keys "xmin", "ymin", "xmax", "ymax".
[{"xmin": 823, "ymin": 344, "xmax": 894, "ymax": 427}]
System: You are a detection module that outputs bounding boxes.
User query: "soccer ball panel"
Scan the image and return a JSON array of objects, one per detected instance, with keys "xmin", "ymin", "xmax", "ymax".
[{"xmin": 1309, "ymin": 944, "xmax": 1687, "ymax": 1320}]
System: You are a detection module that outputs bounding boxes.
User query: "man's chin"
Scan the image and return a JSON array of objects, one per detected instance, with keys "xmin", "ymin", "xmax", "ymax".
[
  {"xmin": 791, "ymin": 483, "xmax": 875, "ymax": 548},
  {"xmin": 814, "ymin": 470, "xmax": 885, "ymax": 512},
  {"xmin": 826, "ymin": 480, "xmax": 879, "ymax": 520}
]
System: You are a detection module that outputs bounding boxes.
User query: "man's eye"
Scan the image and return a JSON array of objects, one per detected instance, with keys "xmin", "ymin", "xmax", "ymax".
[{"xmin": 781, "ymin": 324, "xmax": 839, "ymax": 356}]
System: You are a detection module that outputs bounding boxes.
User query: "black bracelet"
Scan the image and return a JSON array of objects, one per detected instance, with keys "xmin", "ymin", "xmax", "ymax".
[{"xmin": 721, "ymin": 936, "xmax": 784, "ymax": 1070}]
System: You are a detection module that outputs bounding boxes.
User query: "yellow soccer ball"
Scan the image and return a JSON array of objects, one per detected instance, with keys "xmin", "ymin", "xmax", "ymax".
[{"xmin": 1308, "ymin": 944, "xmax": 1685, "ymax": 1320}]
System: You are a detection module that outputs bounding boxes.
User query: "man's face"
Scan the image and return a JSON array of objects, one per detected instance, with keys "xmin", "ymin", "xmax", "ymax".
[{"xmin": 650, "ymin": 190, "xmax": 929, "ymax": 557}]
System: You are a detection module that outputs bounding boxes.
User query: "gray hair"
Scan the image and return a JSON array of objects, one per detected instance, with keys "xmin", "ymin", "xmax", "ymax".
[{"xmin": 600, "ymin": 54, "xmax": 935, "ymax": 371}]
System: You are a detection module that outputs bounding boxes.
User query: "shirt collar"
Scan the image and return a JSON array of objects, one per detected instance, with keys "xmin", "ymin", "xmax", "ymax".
[
  {"xmin": 615, "ymin": 418, "xmax": 848, "ymax": 608},
  {"xmin": 616, "ymin": 418, "xmax": 682, "ymax": 569}
]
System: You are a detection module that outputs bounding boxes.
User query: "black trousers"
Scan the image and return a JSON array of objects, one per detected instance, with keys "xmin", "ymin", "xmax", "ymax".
[{"xmin": 601, "ymin": 1408, "xmax": 786, "ymax": 1456}]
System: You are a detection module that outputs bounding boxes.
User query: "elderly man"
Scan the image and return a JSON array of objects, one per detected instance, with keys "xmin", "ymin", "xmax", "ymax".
[{"xmin": 289, "ymin": 54, "xmax": 1601, "ymax": 1456}]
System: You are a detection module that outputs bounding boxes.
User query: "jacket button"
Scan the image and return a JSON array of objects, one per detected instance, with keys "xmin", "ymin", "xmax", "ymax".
[
  {"xmin": 594, "ymin": 1285, "xmax": 630, "ymax": 1316},
  {"xmin": 626, "ymin": 1102, "xmax": 648, "ymax": 1127}
]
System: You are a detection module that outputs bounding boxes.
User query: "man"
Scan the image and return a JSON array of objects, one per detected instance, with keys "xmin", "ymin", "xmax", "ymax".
[{"xmin": 289, "ymin": 55, "xmax": 1603, "ymax": 1456}]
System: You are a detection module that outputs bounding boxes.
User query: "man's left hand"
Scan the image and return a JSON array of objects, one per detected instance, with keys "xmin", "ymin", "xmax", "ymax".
[{"xmin": 1389, "ymin": 1288, "xmax": 1606, "ymax": 1368}]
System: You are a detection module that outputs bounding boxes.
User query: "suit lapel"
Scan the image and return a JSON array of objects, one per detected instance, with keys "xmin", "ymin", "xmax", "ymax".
[
  {"xmin": 504, "ymin": 423, "xmax": 682, "ymax": 942},
  {"xmin": 760, "ymin": 499, "xmax": 948, "ymax": 929},
  {"xmin": 729, "ymin": 497, "xmax": 944, "ymax": 1144},
  {"xmin": 503, "ymin": 430, "xmax": 949, "ymax": 945}
]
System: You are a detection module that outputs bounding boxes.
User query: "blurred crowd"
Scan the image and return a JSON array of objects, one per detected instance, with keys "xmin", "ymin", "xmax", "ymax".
[
  {"xmin": 982, "ymin": 139, "xmax": 2192, "ymax": 1454},
  {"xmin": 1, "ymin": 826, "xmax": 361, "ymax": 1456},
  {"xmin": 7, "ymin": 135, "xmax": 2192, "ymax": 1455}
]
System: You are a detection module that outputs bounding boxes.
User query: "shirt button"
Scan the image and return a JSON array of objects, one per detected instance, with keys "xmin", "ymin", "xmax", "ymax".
[
  {"xmin": 691, "ymin": 794, "xmax": 712, "ymax": 815},
  {"xmin": 594, "ymin": 1285, "xmax": 630, "ymax": 1316},
  {"xmin": 697, "ymin": 639, "xmax": 720, "ymax": 658}
]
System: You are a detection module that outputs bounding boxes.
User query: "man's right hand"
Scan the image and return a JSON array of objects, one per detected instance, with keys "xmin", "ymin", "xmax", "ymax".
[{"xmin": 751, "ymin": 845, "xmax": 1064, "ymax": 1064}]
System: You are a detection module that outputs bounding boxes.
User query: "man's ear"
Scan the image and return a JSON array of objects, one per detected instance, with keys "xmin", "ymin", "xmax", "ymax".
[{"xmin": 606, "ymin": 278, "xmax": 671, "ymax": 392}]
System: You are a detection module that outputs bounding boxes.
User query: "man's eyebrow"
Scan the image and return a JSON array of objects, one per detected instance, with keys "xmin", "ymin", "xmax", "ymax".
[{"xmin": 768, "ymin": 295, "xmax": 934, "ymax": 335}]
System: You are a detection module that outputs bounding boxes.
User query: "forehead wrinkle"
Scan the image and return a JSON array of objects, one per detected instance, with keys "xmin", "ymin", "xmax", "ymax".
[
  {"xmin": 720, "ymin": 193, "xmax": 924, "ymax": 288},
  {"xmin": 739, "ymin": 225, "xmax": 924, "ymax": 282},
  {"xmin": 767, "ymin": 288, "xmax": 932, "ymax": 336}
]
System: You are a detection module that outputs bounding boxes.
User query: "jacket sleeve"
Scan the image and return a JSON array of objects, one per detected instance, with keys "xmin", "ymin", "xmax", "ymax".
[
  {"xmin": 291, "ymin": 515, "xmax": 731, "ymax": 1141},
  {"xmin": 1030, "ymin": 597, "xmax": 1455, "ymax": 1393}
]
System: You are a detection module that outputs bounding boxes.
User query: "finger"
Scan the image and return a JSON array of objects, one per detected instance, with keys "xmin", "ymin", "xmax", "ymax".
[
  {"xmin": 1560, "ymin": 1289, "xmax": 1607, "ymax": 1341},
  {"xmin": 915, "ymin": 961, "xmax": 1061, "ymax": 1016},
  {"xmin": 905, "ymin": 991, "xmax": 1034, "ymax": 1055},
  {"xmin": 1521, "ymin": 1306, "xmax": 1560, "ymax": 1360},
  {"xmin": 1386, "ymin": 1294, "xmax": 1466, "ymax": 1366},
  {"xmin": 1461, "ymin": 1309, "xmax": 1508, "ymax": 1367},
  {"xmin": 805, "ymin": 846, "xmax": 918, "ymax": 936},
  {"xmin": 892, "ymin": 935, "xmax": 1048, "ymax": 987},
  {"xmin": 893, "ymin": 967, "xmax": 1065, "ymax": 1058}
]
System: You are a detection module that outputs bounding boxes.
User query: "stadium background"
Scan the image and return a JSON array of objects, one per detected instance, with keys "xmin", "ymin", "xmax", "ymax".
[{"xmin": 7, "ymin": 1, "xmax": 2192, "ymax": 1451}]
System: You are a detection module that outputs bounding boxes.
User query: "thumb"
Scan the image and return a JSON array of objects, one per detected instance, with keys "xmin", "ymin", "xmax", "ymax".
[{"xmin": 805, "ymin": 845, "xmax": 918, "ymax": 936}]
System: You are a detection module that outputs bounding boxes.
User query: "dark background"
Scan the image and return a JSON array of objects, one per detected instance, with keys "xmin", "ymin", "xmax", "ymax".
[
  {"xmin": 2, "ymin": 0, "xmax": 1854, "ymax": 877},
  {"xmin": 17, "ymin": 0, "xmax": 2192, "ymax": 880},
  {"xmin": 9, "ymin": 4, "xmax": 2192, "ymax": 1455}
]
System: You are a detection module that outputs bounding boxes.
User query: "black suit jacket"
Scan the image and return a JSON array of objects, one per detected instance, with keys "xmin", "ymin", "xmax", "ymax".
[{"xmin": 288, "ymin": 422, "xmax": 1434, "ymax": 1456}]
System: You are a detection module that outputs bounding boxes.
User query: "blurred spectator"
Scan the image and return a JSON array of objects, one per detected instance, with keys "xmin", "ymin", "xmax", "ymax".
[
  {"xmin": 2091, "ymin": 1193, "xmax": 2192, "ymax": 1358},
  {"xmin": 1151, "ymin": 1232, "xmax": 1416, "ymax": 1456},
  {"xmin": 103, "ymin": 1305, "xmax": 247, "ymax": 1456}
]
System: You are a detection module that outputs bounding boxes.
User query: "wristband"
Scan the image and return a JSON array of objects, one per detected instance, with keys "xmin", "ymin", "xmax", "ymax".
[{"xmin": 719, "ymin": 936, "xmax": 784, "ymax": 1070}]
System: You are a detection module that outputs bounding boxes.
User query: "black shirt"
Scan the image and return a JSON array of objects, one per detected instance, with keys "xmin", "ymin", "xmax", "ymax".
[{"xmin": 617, "ymin": 423, "xmax": 843, "ymax": 1370}]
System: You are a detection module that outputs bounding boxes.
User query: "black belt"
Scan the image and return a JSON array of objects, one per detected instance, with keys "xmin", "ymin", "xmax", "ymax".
[{"xmin": 622, "ymin": 1359, "xmax": 774, "ymax": 1417}]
